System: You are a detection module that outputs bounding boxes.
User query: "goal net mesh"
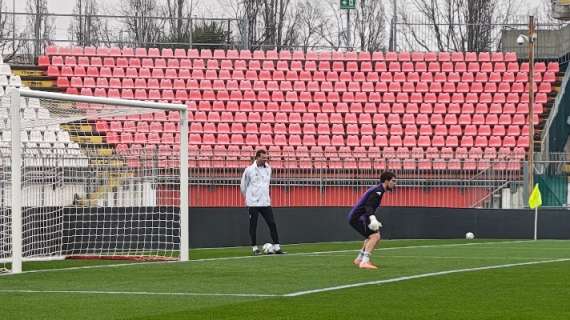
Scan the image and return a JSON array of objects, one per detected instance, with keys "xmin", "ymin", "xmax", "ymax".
[{"xmin": 1, "ymin": 91, "xmax": 185, "ymax": 273}]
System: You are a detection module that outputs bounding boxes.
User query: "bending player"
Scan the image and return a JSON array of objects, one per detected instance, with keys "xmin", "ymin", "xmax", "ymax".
[{"xmin": 347, "ymin": 172, "xmax": 396, "ymax": 270}]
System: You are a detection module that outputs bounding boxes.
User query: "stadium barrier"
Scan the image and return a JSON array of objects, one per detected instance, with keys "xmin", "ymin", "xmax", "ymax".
[{"xmin": 3, "ymin": 150, "xmax": 564, "ymax": 209}]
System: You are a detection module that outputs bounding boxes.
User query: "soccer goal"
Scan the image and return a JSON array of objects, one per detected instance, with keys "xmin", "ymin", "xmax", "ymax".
[{"xmin": 0, "ymin": 88, "xmax": 189, "ymax": 274}]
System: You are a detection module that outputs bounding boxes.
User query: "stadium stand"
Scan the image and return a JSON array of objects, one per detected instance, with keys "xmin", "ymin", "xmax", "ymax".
[
  {"xmin": 38, "ymin": 47, "xmax": 561, "ymax": 172},
  {"xmin": 0, "ymin": 56, "xmax": 87, "ymax": 169}
]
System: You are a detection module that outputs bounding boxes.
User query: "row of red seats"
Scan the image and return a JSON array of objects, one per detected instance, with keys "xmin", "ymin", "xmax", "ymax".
[
  {"xmin": 60, "ymin": 77, "xmax": 554, "ymax": 93},
  {"xmin": 191, "ymin": 134, "xmax": 530, "ymax": 148},
  {"xmin": 101, "ymin": 106, "xmax": 541, "ymax": 122},
  {"xmin": 107, "ymin": 132, "xmax": 178, "ymax": 144},
  {"xmin": 99, "ymin": 113, "xmax": 534, "ymax": 130},
  {"xmin": 68, "ymin": 87, "xmax": 550, "ymax": 105},
  {"xmin": 106, "ymin": 131, "xmax": 530, "ymax": 148},
  {"xmin": 271, "ymin": 146, "xmax": 527, "ymax": 159},
  {"xmin": 123, "ymin": 158, "xmax": 522, "ymax": 171},
  {"xmin": 99, "ymin": 121, "xmax": 179, "ymax": 133},
  {"xmin": 99, "ymin": 111, "xmax": 180, "ymax": 122},
  {"xmin": 115, "ymin": 143, "xmax": 526, "ymax": 160},
  {"xmin": 127, "ymin": 157, "xmax": 524, "ymax": 170},
  {"xmin": 44, "ymin": 47, "xmax": 519, "ymax": 62},
  {"xmin": 101, "ymin": 120, "xmax": 531, "ymax": 137},
  {"xmin": 150, "ymin": 109, "xmax": 543, "ymax": 125},
  {"xmin": 80, "ymin": 103, "xmax": 543, "ymax": 122},
  {"xmin": 185, "ymin": 123, "xmax": 531, "ymax": 136},
  {"xmin": 43, "ymin": 56, "xmax": 557, "ymax": 73},
  {"xmin": 48, "ymin": 65, "xmax": 557, "ymax": 82},
  {"xmin": 120, "ymin": 145, "xmax": 527, "ymax": 170},
  {"xmin": 55, "ymin": 76, "xmax": 555, "ymax": 95},
  {"xmin": 196, "ymin": 145, "xmax": 527, "ymax": 159},
  {"xmin": 143, "ymin": 100, "xmax": 546, "ymax": 114}
]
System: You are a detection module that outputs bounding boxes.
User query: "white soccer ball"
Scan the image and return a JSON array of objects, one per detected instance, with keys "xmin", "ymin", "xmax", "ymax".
[
  {"xmin": 465, "ymin": 232, "xmax": 475, "ymax": 240},
  {"xmin": 262, "ymin": 243, "xmax": 274, "ymax": 254}
]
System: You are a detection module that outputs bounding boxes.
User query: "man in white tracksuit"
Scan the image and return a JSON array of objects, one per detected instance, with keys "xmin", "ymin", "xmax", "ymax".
[{"xmin": 240, "ymin": 149, "xmax": 283, "ymax": 255}]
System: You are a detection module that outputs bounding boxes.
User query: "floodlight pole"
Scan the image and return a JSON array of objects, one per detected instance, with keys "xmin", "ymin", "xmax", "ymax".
[
  {"xmin": 12, "ymin": 0, "xmax": 15, "ymax": 53},
  {"xmin": 346, "ymin": 9, "xmax": 351, "ymax": 49},
  {"xmin": 527, "ymin": 15, "xmax": 536, "ymax": 200},
  {"xmin": 392, "ymin": 0, "xmax": 398, "ymax": 51}
]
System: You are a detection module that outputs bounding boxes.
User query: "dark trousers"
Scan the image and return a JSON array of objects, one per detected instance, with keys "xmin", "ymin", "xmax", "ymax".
[{"xmin": 248, "ymin": 206, "xmax": 280, "ymax": 246}]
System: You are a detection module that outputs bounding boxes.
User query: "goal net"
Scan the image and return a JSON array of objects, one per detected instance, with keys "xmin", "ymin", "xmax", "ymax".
[{"xmin": 0, "ymin": 89, "xmax": 189, "ymax": 274}]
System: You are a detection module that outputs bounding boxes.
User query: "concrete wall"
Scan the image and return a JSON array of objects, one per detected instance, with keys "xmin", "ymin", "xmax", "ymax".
[
  {"xmin": 562, "ymin": 25, "xmax": 570, "ymax": 56},
  {"xmin": 501, "ymin": 29, "xmax": 564, "ymax": 59},
  {"xmin": 553, "ymin": 2, "xmax": 570, "ymax": 20}
]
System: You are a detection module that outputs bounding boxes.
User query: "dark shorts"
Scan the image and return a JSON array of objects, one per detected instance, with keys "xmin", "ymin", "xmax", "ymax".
[{"xmin": 349, "ymin": 215, "xmax": 378, "ymax": 238}]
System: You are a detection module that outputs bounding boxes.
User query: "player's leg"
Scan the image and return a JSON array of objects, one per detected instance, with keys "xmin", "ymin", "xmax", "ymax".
[
  {"xmin": 349, "ymin": 217, "xmax": 374, "ymax": 267},
  {"xmin": 249, "ymin": 207, "xmax": 261, "ymax": 255},
  {"xmin": 364, "ymin": 232, "xmax": 380, "ymax": 253},
  {"xmin": 349, "ymin": 216, "xmax": 380, "ymax": 269},
  {"xmin": 259, "ymin": 207, "xmax": 284, "ymax": 253},
  {"xmin": 353, "ymin": 239, "xmax": 368, "ymax": 265},
  {"xmin": 359, "ymin": 232, "xmax": 381, "ymax": 269}
]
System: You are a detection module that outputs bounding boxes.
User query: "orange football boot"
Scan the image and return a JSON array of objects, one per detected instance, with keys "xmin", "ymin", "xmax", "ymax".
[{"xmin": 359, "ymin": 261, "xmax": 378, "ymax": 270}]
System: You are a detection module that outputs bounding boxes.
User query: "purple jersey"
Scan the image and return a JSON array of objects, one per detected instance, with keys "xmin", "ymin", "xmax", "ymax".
[{"xmin": 347, "ymin": 184, "xmax": 385, "ymax": 221}]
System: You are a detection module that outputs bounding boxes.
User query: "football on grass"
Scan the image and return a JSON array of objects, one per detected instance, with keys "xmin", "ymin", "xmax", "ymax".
[
  {"xmin": 262, "ymin": 243, "xmax": 274, "ymax": 254},
  {"xmin": 465, "ymin": 232, "xmax": 475, "ymax": 240}
]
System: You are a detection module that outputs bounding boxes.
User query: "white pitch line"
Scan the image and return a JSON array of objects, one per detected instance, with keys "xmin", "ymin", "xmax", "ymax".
[
  {"xmin": 0, "ymin": 260, "xmax": 179, "ymax": 277},
  {"xmin": 192, "ymin": 240, "xmax": 534, "ymax": 262},
  {"xmin": 301, "ymin": 254, "xmax": 565, "ymax": 261},
  {"xmin": 284, "ymin": 258, "xmax": 570, "ymax": 297},
  {"xmin": 0, "ymin": 240, "xmax": 535, "ymax": 277},
  {"xmin": 2, "ymin": 257, "xmax": 569, "ymax": 299},
  {"xmin": 0, "ymin": 289, "xmax": 278, "ymax": 298},
  {"xmin": 477, "ymin": 246, "xmax": 570, "ymax": 251},
  {"xmin": 190, "ymin": 240, "xmax": 365, "ymax": 250}
]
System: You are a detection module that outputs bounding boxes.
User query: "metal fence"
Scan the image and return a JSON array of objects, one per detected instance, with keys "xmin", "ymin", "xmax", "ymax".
[
  {"xmin": 185, "ymin": 157, "xmax": 519, "ymax": 209},
  {"xmin": 1, "ymin": 147, "xmax": 568, "ymax": 209},
  {"xmin": 1, "ymin": 11, "xmax": 569, "ymax": 65},
  {"xmin": 0, "ymin": 11, "xmax": 244, "ymax": 64},
  {"xmin": 394, "ymin": 16, "xmax": 570, "ymax": 63},
  {"xmin": 177, "ymin": 152, "xmax": 569, "ymax": 209}
]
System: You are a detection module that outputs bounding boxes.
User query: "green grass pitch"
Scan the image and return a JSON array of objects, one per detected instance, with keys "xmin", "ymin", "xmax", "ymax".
[{"xmin": 1, "ymin": 239, "xmax": 569, "ymax": 319}]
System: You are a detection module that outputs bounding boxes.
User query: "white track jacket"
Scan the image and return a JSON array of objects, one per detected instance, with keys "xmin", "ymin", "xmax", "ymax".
[{"xmin": 240, "ymin": 161, "xmax": 271, "ymax": 207}]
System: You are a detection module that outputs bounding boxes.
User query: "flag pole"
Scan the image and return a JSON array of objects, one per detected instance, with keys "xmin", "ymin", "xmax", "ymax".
[
  {"xmin": 529, "ymin": 183, "xmax": 541, "ymax": 241},
  {"xmin": 533, "ymin": 207, "xmax": 538, "ymax": 241}
]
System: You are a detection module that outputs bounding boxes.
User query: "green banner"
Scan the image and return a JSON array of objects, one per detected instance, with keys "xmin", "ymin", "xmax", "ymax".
[
  {"xmin": 536, "ymin": 175, "xmax": 568, "ymax": 207},
  {"xmin": 340, "ymin": 0, "xmax": 356, "ymax": 10}
]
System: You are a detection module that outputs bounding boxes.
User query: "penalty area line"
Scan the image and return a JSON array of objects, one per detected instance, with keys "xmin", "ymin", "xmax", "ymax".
[
  {"xmin": 2, "ymin": 257, "xmax": 568, "ymax": 299},
  {"xmin": 0, "ymin": 289, "xmax": 279, "ymax": 298},
  {"xmin": 284, "ymin": 258, "xmax": 570, "ymax": 297},
  {"xmin": 0, "ymin": 240, "xmax": 534, "ymax": 277}
]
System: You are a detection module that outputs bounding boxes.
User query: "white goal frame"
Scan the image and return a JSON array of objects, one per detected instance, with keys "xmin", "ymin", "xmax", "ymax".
[{"xmin": 6, "ymin": 88, "xmax": 189, "ymax": 274}]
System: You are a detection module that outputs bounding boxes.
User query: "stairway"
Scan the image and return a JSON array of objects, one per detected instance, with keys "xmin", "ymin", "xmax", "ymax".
[
  {"xmin": 536, "ymin": 68, "xmax": 566, "ymax": 152},
  {"xmin": 10, "ymin": 64, "xmax": 62, "ymax": 92},
  {"xmin": 14, "ymin": 62, "xmax": 118, "ymax": 165}
]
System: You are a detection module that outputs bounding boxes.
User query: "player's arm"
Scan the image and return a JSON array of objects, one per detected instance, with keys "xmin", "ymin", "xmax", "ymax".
[
  {"xmin": 240, "ymin": 168, "xmax": 249, "ymax": 196},
  {"xmin": 363, "ymin": 193, "xmax": 382, "ymax": 231}
]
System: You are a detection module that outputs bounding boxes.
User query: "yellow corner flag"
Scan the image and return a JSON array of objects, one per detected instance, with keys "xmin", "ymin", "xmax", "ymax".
[{"xmin": 528, "ymin": 184, "xmax": 542, "ymax": 209}]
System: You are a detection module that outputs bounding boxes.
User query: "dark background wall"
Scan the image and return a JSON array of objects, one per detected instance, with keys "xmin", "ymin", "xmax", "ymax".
[
  {"xmin": 187, "ymin": 207, "xmax": 570, "ymax": 248},
  {"xmin": 31, "ymin": 206, "xmax": 568, "ymax": 251},
  {"xmin": 6, "ymin": 206, "xmax": 568, "ymax": 256}
]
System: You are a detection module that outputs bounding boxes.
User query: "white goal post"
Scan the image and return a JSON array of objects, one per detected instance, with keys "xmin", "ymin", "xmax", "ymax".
[{"xmin": 1, "ymin": 88, "xmax": 189, "ymax": 274}]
